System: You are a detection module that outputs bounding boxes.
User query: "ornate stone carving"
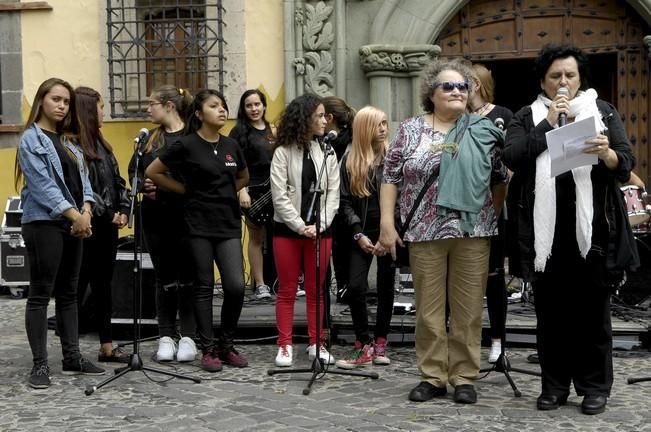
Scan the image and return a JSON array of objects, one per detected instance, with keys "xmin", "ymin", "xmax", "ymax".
[
  {"xmin": 295, "ymin": 1, "xmax": 335, "ymax": 96},
  {"xmin": 359, "ymin": 44, "xmax": 441, "ymax": 74},
  {"xmin": 644, "ymin": 35, "xmax": 651, "ymax": 59}
]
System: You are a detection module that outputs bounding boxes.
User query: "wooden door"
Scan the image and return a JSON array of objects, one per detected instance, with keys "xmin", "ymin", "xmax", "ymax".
[{"xmin": 436, "ymin": 0, "xmax": 651, "ymax": 184}]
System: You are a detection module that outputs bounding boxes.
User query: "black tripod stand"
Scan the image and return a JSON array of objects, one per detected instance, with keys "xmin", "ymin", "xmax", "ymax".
[
  {"xmin": 267, "ymin": 141, "xmax": 378, "ymax": 395},
  {"xmin": 480, "ymin": 277, "xmax": 540, "ymax": 397},
  {"xmin": 85, "ymin": 130, "xmax": 200, "ymax": 395}
]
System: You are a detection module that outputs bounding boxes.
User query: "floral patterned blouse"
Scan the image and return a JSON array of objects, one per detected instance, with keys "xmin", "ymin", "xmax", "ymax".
[{"xmin": 383, "ymin": 115, "xmax": 508, "ymax": 242}]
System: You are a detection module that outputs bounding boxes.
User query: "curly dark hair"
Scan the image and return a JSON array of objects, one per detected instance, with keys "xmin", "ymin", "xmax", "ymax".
[
  {"xmin": 419, "ymin": 59, "xmax": 473, "ymax": 113},
  {"xmin": 534, "ymin": 43, "xmax": 590, "ymax": 91},
  {"xmin": 275, "ymin": 93, "xmax": 322, "ymax": 149}
]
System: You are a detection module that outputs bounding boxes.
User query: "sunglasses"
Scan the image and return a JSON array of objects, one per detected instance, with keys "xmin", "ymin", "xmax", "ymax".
[{"xmin": 433, "ymin": 81, "xmax": 470, "ymax": 93}]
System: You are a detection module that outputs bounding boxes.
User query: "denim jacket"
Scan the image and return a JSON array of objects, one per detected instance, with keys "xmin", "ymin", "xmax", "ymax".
[{"xmin": 19, "ymin": 124, "xmax": 95, "ymax": 224}]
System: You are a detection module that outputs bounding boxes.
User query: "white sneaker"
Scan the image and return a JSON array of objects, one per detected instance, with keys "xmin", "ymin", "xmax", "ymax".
[
  {"xmin": 275, "ymin": 345, "xmax": 293, "ymax": 367},
  {"xmin": 488, "ymin": 340, "xmax": 502, "ymax": 363},
  {"xmin": 307, "ymin": 344, "xmax": 335, "ymax": 365},
  {"xmin": 157, "ymin": 336, "xmax": 177, "ymax": 362},
  {"xmin": 296, "ymin": 288, "xmax": 306, "ymax": 297},
  {"xmin": 255, "ymin": 284, "xmax": 272, "ymax": 300},
  {"xmin": 176, "ymin": 337, "xmax": 198, "ymax": 362}
]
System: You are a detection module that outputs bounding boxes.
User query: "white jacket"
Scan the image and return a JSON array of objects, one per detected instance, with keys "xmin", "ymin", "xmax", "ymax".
[{"xmin": 270, "ymin": 140, "xmax": 340, "ymax": 234}]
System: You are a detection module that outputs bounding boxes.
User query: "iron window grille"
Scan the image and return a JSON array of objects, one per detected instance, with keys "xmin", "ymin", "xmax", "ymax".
[{"xmin": 106, "ymin": 0, "xmax": 225, "ymax": 118}]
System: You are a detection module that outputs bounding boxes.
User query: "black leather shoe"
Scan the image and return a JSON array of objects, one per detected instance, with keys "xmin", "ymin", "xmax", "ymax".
[
  {"xmin": 453, "ymin": 384, "xmax": 477, "ymax": 404},
  {"xmin": 536, "ymin": 393, "xmax": 568, "ymax": 410},
  {"xmin": 408, "ymin": 381, "xmax": 447, "ymax": 402},
  {"xmin": 581, "ymin": 394, "xmax": 607, "ymax": 415}
]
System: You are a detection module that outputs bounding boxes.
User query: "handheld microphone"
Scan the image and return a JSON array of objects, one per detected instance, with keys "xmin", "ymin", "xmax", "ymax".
[
  {"xmin": 557, "ymin": 87, "xmax": 569, "ymax": 127},
  {"xmin": 321, "ymin": 130, "xmax": 338, "ymax": 155},
  {"xmin": 494, "ymin": 117, "xmax": 505, "ymax": 131}
]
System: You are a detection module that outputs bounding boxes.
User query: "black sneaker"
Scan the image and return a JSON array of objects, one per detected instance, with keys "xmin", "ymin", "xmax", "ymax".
[
  {"xmin": 62, "ymin": 357, "xmax": 106, "ymax": 375},
  {"xmin": 28, "ymin": 364, "xmax": 51, "ymax": 389}
]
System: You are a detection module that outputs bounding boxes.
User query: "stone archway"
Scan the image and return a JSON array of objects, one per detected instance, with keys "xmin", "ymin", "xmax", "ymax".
[{"xmin": 360, "ymin": 0, "xmax": 651, "ymax": 182}]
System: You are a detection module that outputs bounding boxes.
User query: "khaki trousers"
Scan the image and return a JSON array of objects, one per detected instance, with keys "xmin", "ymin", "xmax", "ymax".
[{"xmin": 409, "ymin": 237, "xmax": 489, "ymax": 387}]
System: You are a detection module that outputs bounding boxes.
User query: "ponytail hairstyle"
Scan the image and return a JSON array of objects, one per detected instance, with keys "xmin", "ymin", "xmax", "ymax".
[
  {"xmin": 75, "ymin": 86, "xmax": 112, "ymax": 160},
  {"xmin": 233, "ymin": 89, "xmax": 272, "ymax": 151},
  {"xmin": 322, "ymin": 96, "xmax": 356, "ymax": 131},
  {"xmin": 15, "ymin": 77, "xmax": 78, "ymax": 191},
  {"xmin": 185, "ymin": 89, "xmax": 228, "ymax": 134},
  {"xmin": 275, "ymin": 93, "xmax": 322, "ymax": 150},
  {"xmin": 346, "ymin": 106, "xmax": 388, "ymax": 198},
  {"xmin": 143, "ymin": 85, "xmax": 193, "ymax": 153}
]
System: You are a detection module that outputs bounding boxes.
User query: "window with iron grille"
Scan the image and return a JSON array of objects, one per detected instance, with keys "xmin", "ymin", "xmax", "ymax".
[{"xmin": 106, "ymin": 0, "xmax": 225, "ymax": 118}]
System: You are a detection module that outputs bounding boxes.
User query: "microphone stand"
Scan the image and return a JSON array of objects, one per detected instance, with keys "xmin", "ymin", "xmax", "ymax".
[
  {"xmin": 267, "ymin": 141, "xmax": 378, "ymax": 395},
  {"xmin": 85, "ymin": 134, "xmax": 200, "ymax": 395}
]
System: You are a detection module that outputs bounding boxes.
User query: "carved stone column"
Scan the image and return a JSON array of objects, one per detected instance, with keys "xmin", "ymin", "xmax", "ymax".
[
  {"xmin": 645, "ymin": 35, "xmax": 651, "ymax": 59},
  {"xmin": 359, "ymin": 44, "xmax": 440, "ymax": 125}
]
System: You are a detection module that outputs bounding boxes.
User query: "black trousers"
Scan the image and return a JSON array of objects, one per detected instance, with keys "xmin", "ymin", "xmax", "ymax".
[
  {"xmin": 533, "ymin": 247, "xmax": 613, "ymax": 397},
  {"xmin": 77, "ymin": 218, "xmax": 118, "ymax": 344},
  {"xmin": 187, "ymin": 236, "xmax": 245, "ymax": 350},
  {"xmin": 486, "ymin": 214, "xmax": 507, "ymax": 340},
  {"xmin": 23, "ymin": 222, "xmax": 83, "ymax": 365},
  {"xmin": 346, "ymin": 230, "xmax": 395, "ymax": 343},
  {"xmin": 141, "ymin": 203, "xmax": 196, "ymax": 338}
]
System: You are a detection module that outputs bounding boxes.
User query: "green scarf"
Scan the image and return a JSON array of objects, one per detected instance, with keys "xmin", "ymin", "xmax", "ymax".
[{"xmin": 436, "ymin": 114, "xmax": 503, "ymax": 233}]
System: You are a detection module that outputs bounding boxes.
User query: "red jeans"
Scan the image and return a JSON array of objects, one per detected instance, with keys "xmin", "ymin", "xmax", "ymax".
[{"xmin": 273, "ymin": 236, "xmax": 332, "ymax": 346}]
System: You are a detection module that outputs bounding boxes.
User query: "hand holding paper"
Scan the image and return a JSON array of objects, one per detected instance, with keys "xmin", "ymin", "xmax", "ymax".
[{"xmin": 545, "ymin": 116, "xmax": 599, "ymax": 177}]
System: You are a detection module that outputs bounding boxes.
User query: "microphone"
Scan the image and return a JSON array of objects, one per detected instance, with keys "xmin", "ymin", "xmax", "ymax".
[
  {"xmin": 321, "ymin": 130, "xmax": 337, "ymax": 155},
  {"xmin": 134, "ymin": 128, "xmax": 149, "ymax": 144},
  {"xmin": 494, "ymin": 117, "xmax": 505, "ymax": 131},
  {"xmin": 134, "ymin": 128, "xmax": 149, "ymax": 155},
  {"xmin": 557, "ymin": 87, "xmax": 569, "ymax": 127}
]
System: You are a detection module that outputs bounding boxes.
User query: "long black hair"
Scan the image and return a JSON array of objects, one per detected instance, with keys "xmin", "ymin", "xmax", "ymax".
[{"xmin": 232, "ymin": 89, "xmax": 272, "ymax": 151}]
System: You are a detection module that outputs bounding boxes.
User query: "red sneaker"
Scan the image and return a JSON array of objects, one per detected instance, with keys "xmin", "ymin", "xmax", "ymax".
[
  {"xmin": 200, "ymin": 347, "xmax": 223, "ymax": 372},
  {"xmin": 218, "ymin": 347, "xmax": 249, "ymax": 368}
]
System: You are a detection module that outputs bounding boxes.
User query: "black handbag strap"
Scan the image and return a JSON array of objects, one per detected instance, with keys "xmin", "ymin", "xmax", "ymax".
[
  {"xmin": 398, "ymin": 114, "xmax": 471, "ymax": 238},
  {"xmin": 398, "ymin": 171, "xmax": 437, "ymax": 238}
]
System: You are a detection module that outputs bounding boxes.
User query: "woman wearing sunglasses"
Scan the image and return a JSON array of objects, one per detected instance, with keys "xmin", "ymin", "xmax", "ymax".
[{"xmin": 379, "ymin": 59, "xmax": 508, "ymax": 404}]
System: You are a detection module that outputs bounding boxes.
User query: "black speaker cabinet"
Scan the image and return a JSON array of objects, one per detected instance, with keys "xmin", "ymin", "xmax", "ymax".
[{"xmin": 111, "ymin": 252, "xmax": 157, "ymax": 320}]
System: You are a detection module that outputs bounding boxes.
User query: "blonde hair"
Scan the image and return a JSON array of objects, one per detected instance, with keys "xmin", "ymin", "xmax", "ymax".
[
  {"xmin": 471, "ymin": 63, "xmax": 495, "ymax": 103},
  {"xmin": 345, "ymin": 106, "xmax": 388, "ymax": 197}
]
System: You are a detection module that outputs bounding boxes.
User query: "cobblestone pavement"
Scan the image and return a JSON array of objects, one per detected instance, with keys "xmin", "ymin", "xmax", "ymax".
[{"xmin": 1, "ymin": 295, "xmax": 650, "ymax": 432}]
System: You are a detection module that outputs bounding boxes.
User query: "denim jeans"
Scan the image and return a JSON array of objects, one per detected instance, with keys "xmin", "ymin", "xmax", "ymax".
[
  {"xmin": 23, "ymin": 221, "xmax": 83, "ymax": 365},
  {"xmin": 187, "ymin": 236, "xmax": 245, "ymax": 350}
]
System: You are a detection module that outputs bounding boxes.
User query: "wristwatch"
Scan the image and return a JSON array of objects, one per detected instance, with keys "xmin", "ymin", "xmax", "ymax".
[{"xmin": 353, "ymin": 232, "xmax": 365, "ymax": 241}]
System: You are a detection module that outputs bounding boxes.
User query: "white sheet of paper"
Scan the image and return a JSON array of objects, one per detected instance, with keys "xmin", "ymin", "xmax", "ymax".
[{"xmin": 545, "ymin": 116, "xmax": 599, "ymax": 177}]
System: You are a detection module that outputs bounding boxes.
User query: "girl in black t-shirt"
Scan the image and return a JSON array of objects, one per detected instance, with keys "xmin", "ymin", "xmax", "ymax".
[
  {"xmin": 146, "ymin": 90, "xmax": 250, "ymax": 372},
  {"xmin": 229, "ymin": 89, "xmax": 275, "ymax": 300},
  {"xmin": 128, "ymin": 85, "xmax": 197, "ymax": 364}
]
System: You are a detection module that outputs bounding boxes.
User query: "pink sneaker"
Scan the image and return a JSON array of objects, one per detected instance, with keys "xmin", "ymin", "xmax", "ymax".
[
  {"xmin": 335, "ymin": 341, "xmax": 373, "ymax": 369},
  {"xmin": 201, "ymin": 347, "xmax": 223, "ymax": 372},
  {"xmin": 218, "ymin": 347, "xmax": 249, "ymax": 368},
  {"xmin": 373, "ymin": 337, "xmax": 391, "ymax": 365}
]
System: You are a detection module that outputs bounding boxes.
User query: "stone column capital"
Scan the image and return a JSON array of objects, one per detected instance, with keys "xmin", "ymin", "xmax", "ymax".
[
  {"xmin": 644, "ymin": 35, "xmax": 651, "ymax": 59},
  {"xmin": 359, "ymin": 44, "xmax": 441, "ymax": 76}
]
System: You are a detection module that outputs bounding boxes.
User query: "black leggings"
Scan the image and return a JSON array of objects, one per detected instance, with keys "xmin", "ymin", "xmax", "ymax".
[
  {"xmin": 77, "ymin": 218, "xmax": 118, "ymax": 344},
  {"xmin": 142, "ymin": 203, "xmax": 195, "ymax": 338},
  {"xmin": 188, "ymin": 236, "xmax": 245, "ymax": 350},
  {"xmin": 23, "ymin": 222, "xmax": 83, "ymax": 365},
  {"xmin": 346, "ymin": 230, "xmax": 395, "ymax": 344}
]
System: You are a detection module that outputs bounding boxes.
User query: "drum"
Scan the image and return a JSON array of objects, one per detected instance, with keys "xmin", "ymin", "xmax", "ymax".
[{"xmin": 621, "ymin": 185, "xmax": 650, "ymax": 226}]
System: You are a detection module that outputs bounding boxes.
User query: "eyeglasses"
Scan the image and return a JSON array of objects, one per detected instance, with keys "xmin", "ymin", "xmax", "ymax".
[
  {"xmin": 433, "ymin": 81, "xmax": 470, "ymax": 93},
  {"xmin": 148, "ymin": 101, "xmax": 163, "ymax": 107}
]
